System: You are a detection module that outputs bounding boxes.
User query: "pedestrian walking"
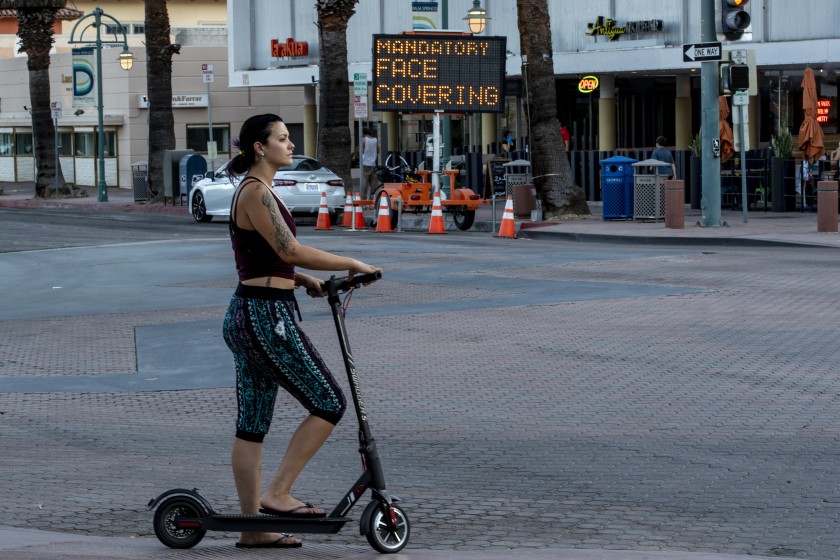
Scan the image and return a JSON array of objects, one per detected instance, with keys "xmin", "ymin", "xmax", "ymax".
[
  {"xmin": 361, "ymin": 128, "xmax": 379, "ymax": 200},
  {"xmin": 651, "ymin": 135, "xmax": 677, "ymax": 179}
]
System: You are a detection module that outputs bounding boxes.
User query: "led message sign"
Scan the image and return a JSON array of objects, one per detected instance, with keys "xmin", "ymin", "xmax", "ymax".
[
  {"xmin": 818, "ymin": 98, "xmax": 831, "ymax": 124},
  {"xmin": 372, "ymin": 34, "xmax": 506, "ymax": 113}
]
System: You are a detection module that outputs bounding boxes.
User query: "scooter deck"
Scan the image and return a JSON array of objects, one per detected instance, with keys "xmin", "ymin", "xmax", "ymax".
[{"xmin": 182, "ymin": 514, "xmax": 349, "ymax": 534}]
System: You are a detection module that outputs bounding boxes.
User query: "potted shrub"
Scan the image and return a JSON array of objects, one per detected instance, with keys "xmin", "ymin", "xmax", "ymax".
[
  {"xmin": 689, "ymin": 130, "xmax": 702, "ymax": 209},
  {"xmin": 770, "ymin": 128, "xmax": 795, "ymax": 211}
]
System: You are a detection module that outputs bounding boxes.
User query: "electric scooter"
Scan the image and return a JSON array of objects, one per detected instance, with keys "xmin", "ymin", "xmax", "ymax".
[{"xmin": 148, "ymin": 271, "xmax": 410, "ymax": 553}]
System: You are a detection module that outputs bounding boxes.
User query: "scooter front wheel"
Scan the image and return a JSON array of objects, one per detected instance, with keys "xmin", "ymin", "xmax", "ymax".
[
  {"xmin": 362, "ymin": 500, "xmax": 410, "ymax": 553},
  {"xmin": 153, "ymin": 497, "xmax": 207, "ymax": 549}
]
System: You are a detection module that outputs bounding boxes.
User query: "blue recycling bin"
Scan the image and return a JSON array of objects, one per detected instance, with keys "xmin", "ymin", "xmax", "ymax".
[
  {"xmin": 179, "ymin": 154, "xmax": 208, "ymax": 198},
  {"xmin": 600, "ymin": 156, "xmax": 637, "ymax": 220}
]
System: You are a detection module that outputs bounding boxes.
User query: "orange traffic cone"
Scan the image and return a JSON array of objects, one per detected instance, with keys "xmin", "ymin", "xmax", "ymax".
[
  {"xmin": 496, "ymin": 195, "xmax": 517, "ymax": 238},
  {"xmin": 340, "ymin": 194, "xmax": 353, "ymax": 227},
  {"xmin": 375, "ymin": 193, "xmax": 393, "ymax": 233},
  {"xmin": 315, "ymin": 191, "xmax": 332, "ymax": 230},
  {"xmin": 353, "ymin": 192, "xmax": 367, "ymax": 230},
  {"xmin": 427, "ymin": 189, "xmax": 446, "ymax": 234}
]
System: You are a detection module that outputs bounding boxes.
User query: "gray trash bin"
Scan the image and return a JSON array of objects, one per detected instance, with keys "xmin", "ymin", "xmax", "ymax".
[
  {"xmin": 632, "ymin": 159, "xmax": 670, "ymax": 222},
  {"xmin": 503, "ymin": 159, "xmax": 532, "ymax": 197},
  {"xmin": 131, "ymin": 160, "xmax": 148, "ymax": 201},
  {"xmin": 503, "ymin": 159, "xmax": 533, "ymax": 216}
]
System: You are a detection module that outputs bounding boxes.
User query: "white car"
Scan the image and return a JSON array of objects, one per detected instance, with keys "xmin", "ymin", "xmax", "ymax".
[{"xmin": 188, "ymin": 155, "xmax": 346, "ymax": 223}]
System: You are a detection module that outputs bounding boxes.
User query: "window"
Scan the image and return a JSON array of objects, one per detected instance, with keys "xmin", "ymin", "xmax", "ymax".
[
  {"xmin": 0, "ymin": 132, "xmax": 12, "ymax": 156},
  {"xmin": 15, "ymin": 132, "xmax": 33, "ymax": 155},
  {"xmin": 102, "ymin": 131, "xmax": 116, "ymax": 157},
  {"xmin": 132, "ymin": 23, "xmax": 145, "ymax": 35},
  {"xmin": 74, "ymin": 131, "xmax": 94, "ymax": 157},
  {"xmin": 104, "ymin": 23, "xmax": 129, "ymax": 36},
  {"xmin": 74, "ymin": 130, "xmax": 116, "ymax": 157},
  {"xmin": 186, "ymin": 125, "xmax": 230, "ymax": 155},
  {"xmin": 57, "ymin": 131, "xmax": 74, "ymax": 156}
]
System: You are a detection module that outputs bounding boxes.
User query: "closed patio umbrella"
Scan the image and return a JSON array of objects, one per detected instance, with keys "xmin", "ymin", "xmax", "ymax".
[
  {"xmin": 719, "ymin": 96, "xmax": 734, "ymax": 163},
  {"xmin": 798, "ymin": 67, "xmax": 824, "ymax": 162}
]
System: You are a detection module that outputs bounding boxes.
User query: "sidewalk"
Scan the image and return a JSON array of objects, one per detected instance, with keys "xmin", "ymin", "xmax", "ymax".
[
  {"xmin": 0, "ymin": 183, "xmax": 187, "ymax": 215},
  {"xmin": 2, "ymin": 182, "xmax": 839, "ymax": 248}
]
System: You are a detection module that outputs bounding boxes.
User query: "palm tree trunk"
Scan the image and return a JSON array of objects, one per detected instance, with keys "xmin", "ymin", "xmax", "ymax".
[
  {"xmin": 516, "ymin": 0, "xmax": 589, "ymax": 217},
  {"xmin": 145, "ymin": 0, "xmax": 178, "ymax": 201},
  {"xmin": 316, "ymin": 0, "xmax": 358, "ymax": 188},
  {"xmin": 5, "ymin": 2, "xmax": 69, "ymax": 198}
]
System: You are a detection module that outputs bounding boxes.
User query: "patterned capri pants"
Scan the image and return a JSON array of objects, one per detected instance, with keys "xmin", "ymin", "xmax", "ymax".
[{"xmin": 223, "ymin": 283, "xmax": 346, "ymax": 443}]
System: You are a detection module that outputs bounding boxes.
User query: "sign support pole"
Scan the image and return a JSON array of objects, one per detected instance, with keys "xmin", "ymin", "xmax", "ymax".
[
  {"xmin": 202, "ymin": 64, "xmax": 216, "ymax": 171},
  {"xmin": 359, "ymin": 117, "xmax": 364, "ymax": 197},
  {"xmin": 206, "ymin": 79, "xmax": 214, "ymax": 170},
  {"xmin": 432, "ymin": 111, "xmax": 441, "ymax": 196},
  {"xmin": 700, "ymin": 0, "xmax": 722, "ymax": 227},
  {"xmin": 440, "ymin": 4, "xmax": 452, "ymax": 198},
  {"xmin": 353, "ymin": 73, "xmax": 368, "ymax": 199},
  {"xmin": 54, "ymin": 116, "xmax": 59, "ymax": 200},
  {"xmin": 739, "ymin": 102, "xmax": 748, "ymax": 223},
  {"xmin": 51, "ymin": 101, "xmax": 62, "ymax": 200}
]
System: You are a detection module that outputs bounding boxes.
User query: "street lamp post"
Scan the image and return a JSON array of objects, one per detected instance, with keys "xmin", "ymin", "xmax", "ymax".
[{"xmin": 69, "ymin": 7, "xmax": 133, "ymax": 202}]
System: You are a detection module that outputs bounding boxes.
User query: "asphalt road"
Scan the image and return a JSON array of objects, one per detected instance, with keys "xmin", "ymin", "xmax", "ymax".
[{"xmin": 1, "ymin": 209, "xmax": 838, "ymax": 559}]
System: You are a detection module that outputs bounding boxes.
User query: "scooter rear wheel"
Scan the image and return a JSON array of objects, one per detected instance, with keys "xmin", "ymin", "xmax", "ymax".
[
  {"xmin": 363, "ymin": 501, "xmax": 410, "ymax": 553},
  {"xmin": 153, "ymin": 497, "xmax": 207, "ymax": 549}
]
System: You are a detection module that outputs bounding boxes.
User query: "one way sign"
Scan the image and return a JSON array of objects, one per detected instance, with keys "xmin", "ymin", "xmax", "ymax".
[{"xmin": 683, "ymin": 42, "xmax": 722, "ymax": 62}]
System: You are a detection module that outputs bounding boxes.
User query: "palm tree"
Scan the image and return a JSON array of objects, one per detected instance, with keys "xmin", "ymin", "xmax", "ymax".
[
  {"xmin": 144, "ymin": 0, "xmax": 179, "ymax": 200},
  {"xmin": 516, "ymin": 0, "xmax": 588, "ymax": 217},
  {"xmin": 315, "ymin": 0, "xmax": 358, "ymax": 188},
  {"xmin": 0, "ymin": 0, "xmax": 68, "ymax": 198}
]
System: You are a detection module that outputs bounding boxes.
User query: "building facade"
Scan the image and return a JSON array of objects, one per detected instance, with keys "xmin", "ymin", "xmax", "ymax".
[
  {"xmin": 227, "ymin": 0, "xmax": 840, "ymax": 157},
  {"xmin": 1, "ymin": 0, "xmax": 837, "ymax": 190},
  {"xmin": 0, "ymin": 1, "xmax": 300, "ymax": 191}
]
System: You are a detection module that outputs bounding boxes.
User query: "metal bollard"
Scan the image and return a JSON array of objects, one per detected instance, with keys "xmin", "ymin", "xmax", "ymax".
[
  {"xmin": 816, "ymin": 180, "xmax": 838, "ymax": 233},
  {"xmin": 664, "ymin": 179, "xmax": 685, "ymax": 229}
]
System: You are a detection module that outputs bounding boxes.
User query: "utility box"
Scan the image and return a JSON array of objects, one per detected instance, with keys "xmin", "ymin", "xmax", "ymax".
[
  {"xmin": 163, "ymin": 149, "xmax": 195, "ymax": 204},
  {"xmin": 632, "ymin": 159, "xmax": 670, "ymax": 222},
  {"xmin": 179, "ymin": 154, "xmax": 208, "ymax": 199},
  {"xmin": 600, "ymin": 156, "xmax": 637, "ymax": 220}
]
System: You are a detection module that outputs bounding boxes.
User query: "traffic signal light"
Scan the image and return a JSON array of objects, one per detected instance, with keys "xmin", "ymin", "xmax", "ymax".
[{"xmin": 716, "ymin": 0, "xmax": 752, "ymax": 42}]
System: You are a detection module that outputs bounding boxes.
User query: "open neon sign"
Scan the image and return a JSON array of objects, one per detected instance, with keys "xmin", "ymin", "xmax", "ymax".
[{"xmin": 578, "ymin": 75, "xmax": 599, "ymax": 93}]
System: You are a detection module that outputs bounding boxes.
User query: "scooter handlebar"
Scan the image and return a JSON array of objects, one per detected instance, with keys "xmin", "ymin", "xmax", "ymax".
[{"xmin": 308, "ymin": 271, "xmax": 382, "ymax": 297}]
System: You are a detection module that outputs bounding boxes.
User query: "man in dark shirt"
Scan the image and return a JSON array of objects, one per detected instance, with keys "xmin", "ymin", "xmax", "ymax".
[{"xmin": 651, "ymin": 136, "xmax": 676, "ymax": 179}]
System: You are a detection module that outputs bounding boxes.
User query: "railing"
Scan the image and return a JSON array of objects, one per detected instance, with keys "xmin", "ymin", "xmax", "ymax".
[{"xmin": 382, "ymin": 146, "xmax": 827, "ymax": 213}]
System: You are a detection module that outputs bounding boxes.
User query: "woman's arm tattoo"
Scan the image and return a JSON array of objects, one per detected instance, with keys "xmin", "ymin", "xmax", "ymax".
[{"xmin": 260, "ymin": 189, "xmax": 295, "ymax": 254}]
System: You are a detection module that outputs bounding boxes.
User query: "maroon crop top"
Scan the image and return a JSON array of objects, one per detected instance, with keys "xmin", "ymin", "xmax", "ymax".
[{"xmin": 229, "ymin": 177, "xmax": 296, "ymax": 281}]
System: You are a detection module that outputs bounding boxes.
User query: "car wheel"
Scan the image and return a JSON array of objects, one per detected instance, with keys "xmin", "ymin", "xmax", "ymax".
[{"xmin": 191, "ymin": 192, "xmax": 212, "ymax": 223}]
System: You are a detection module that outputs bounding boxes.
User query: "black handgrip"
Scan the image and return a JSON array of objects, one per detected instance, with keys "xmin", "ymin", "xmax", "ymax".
[
  {"xmin": 308, "ymin": 271, "xmax": 382, "ymax": 297},
  {"xmin": 328, "ymin": 271, "xmax": 382, "ymax": 294}
]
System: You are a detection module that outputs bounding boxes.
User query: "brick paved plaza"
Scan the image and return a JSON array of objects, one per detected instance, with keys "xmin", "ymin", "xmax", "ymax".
[{"xmin": 0, "ymin": 226, "xmax": 838, "ymax": 559}]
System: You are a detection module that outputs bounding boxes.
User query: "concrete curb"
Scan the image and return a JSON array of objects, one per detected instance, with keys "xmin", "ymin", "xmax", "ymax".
[
  {"xmin": 0, "ymin": 526, "xmax": 779, "ymax": 560},
  {"xmin": 515, "ymin": 225, "xmax": 820, "ymax": 248}
]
